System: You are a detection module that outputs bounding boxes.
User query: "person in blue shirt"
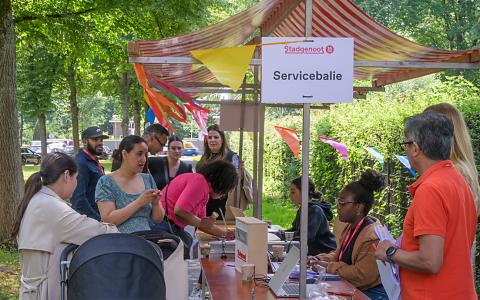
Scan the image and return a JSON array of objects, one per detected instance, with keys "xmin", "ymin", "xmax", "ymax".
[{"xmin": 70, "ymin": 126, "xmax": 109, "ymax": 220}]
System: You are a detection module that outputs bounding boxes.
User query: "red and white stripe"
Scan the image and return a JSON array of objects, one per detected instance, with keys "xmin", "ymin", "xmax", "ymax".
[{"xmin": 130, "ymin": 0, "xmax": 478, "ymax": 89}]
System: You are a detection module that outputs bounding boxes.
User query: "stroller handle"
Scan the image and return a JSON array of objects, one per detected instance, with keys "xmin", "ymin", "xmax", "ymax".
[{"xmin": 60, "ymin": 244, "xmax": 78, "ymax": 300}]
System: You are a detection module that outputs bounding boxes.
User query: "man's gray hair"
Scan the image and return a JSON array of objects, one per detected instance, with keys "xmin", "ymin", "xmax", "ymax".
[{"xmin": 404, "ymin": 111, "xmax": 454, "ymax": 160}]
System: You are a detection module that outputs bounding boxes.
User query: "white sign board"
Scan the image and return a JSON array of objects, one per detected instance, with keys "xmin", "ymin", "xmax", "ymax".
[{"xmin": 261, "ymin": 37, "xmax": 354, "ymax": 103}]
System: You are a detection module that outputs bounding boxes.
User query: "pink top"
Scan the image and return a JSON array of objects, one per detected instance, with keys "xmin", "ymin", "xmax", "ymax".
[{"xmin": 161, "ymin": 173, "xmax": 210, "ymax": 228}]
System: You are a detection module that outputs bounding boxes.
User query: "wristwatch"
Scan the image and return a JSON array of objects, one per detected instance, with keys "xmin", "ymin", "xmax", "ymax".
[{"xmin": 386, "ymin": 246, "xmax": 398, "ymax": 263}]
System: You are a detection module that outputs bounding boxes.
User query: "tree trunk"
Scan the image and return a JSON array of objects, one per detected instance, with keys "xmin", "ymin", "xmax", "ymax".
[
  {"xmin": 0, "ymin": 0, "xmax": 23, "ymax": 242},
  {"xmin": 38, "ymin": 113, "xmax": 47, "ymax": 157},
  {"xmin": 19, "ymin": 114, "xmax": 23, "ymax": 145},
  {"xmin": 67, "ymin": 59, "xmax": 79, "ymax": 154},
  {"xmin": 120, "ymin": 71, "xmax": 130, "ymax": 137},
  {"xmin": 133, "ymin": 96, "xmax": 141, "ymax": 136},
  {"xmin": 33, "ymin": 121, "xmax": 40, "ymax": 140}
]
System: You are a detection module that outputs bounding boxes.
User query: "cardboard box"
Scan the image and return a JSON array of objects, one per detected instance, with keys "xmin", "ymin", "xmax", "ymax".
[{"xmin": 235, "ymin": 217, "xmax": 268, "ymax": 275}]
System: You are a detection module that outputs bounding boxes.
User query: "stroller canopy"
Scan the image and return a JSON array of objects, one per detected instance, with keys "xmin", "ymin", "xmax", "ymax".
[{"xmin": 68, "ymin": 233, "xmax": 166, "ymax": 300}]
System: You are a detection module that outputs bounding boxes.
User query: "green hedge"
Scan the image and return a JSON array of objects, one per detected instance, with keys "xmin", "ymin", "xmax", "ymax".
[
  {"xmin": 230, "ymin": 76, "xmax": 479, "ymax": 232},
  {"xmin": 227, "ymin": 75, "xmax": 480, "ymax": 289}
]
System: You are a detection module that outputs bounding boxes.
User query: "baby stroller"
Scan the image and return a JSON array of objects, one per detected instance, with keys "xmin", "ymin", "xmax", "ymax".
[
  {"xmin": 133, "ymin": 230, "xmax": 189, "ymax": 300},
  {"xmin": 60, "ymin": 233, "xmax": 166, "ymax": 300}
]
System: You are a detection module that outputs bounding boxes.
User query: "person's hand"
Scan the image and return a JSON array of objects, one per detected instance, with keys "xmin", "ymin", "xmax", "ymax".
[
  {"xmin": 316, "ymin": 253, "xmax": 332, "ymax": 262},
  {"xmin": 311, "ymin": 260, "xmax": 328, "ymax": 272},
  {"xmin": 375, "ymin": 240, "xmax": 395, "ymax": 262},
  {"xmin": 137, "ymin": 189, "xmax": 159, "ymax": 206},
  {"xmin": 238, "ymin": 160, "xmax": 245, "ymax": 172},
  {"xmin": 224, "ymin": 228, "xmax": 235, "ymax": 240},
  {"xmin": 199, "ymin": 216, "xmax": 216, "ymax": 230},
  {"xmin": 307, "ymin": 256, "xmax": 319, "ymax": 266},
  {"xmin": 151, "ymin": 190, "xmax": 161, "ymax": 206}
]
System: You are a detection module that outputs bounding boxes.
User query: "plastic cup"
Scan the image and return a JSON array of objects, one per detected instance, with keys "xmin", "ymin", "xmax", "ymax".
[
  {"xmin": 284, "ymin": 231, "xmax": 294, "ymax": 241},
  {"xmin": 272, "ymin": 245, "xmax": 285, "ymax": 260},
  {"xmin": 200, "ymin": 244, "xmax": 211, "ymax": 257},
  {"xmin": 241, "ymin": 263, "xmax": 255, "ymax": 283}
]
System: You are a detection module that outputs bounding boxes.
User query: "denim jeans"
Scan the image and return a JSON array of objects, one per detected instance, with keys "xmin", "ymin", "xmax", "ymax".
[{"xmin": 362, "ymin": 285, "xmax": 389, "ymax": 300}]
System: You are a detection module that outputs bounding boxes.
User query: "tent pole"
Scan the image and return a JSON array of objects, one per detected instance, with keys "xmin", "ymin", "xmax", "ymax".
[
  {"xmin": 300, "ymin": 0, "xmax": 313, "ymax": 298},
  {"xmin": 236, "ymin": 78, "xmax": 246, "ymax": 208},
  {"xmin": 252, "ymin": 47, "xmax": 261, "ymax": 219},
  {"xmin": 257, "ymin": 104, "xmax": 265, "ymax": 219}
]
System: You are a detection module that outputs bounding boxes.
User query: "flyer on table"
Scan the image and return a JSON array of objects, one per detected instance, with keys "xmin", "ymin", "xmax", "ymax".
[{"xmin": 261, "ymin": 37, "xmax": 354, "ymax": 104}]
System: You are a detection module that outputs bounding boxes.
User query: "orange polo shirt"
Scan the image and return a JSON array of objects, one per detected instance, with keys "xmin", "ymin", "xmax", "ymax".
[{"xmin": 400, "ymin": 160, "xmax": 477, "ymax": 300}]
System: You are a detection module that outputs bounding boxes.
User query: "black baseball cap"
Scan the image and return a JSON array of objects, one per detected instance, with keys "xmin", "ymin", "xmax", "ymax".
[{"xmin": 81, "ymin": 126, "xmax": 109, "ymax": 139}]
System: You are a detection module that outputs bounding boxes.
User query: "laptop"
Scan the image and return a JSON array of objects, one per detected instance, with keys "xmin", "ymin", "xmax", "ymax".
[{"xmin": 268, "ymin": 245, "xmax": 312, "ymax": 297}]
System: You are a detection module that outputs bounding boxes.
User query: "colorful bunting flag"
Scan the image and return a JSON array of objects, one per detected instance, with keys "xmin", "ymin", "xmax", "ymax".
[
  {"xmin": 190, "ymin": 45, "xmax": 257, "ymax": 92},
  {"xmin": 146, "ymin": 108, "xmax": 155, "ymax": 125},
  {"xmin": 364, "ymin": 147, "xmax": 385, "ymax": 167},
  {"xmin": 394, "ymin": 155, "xmax": 417, "ymax": 177},
  {"xmin": 274, "ymin": 126, "xmax": 300, "ymax": 159},
  {"xmin": 186, "ymin": 103, "xmax": 209, "ymax": 136},
  {"xmin": 319, "ymin": 137, "xmax": 348, "ymax": 161},
  {"xmin": 133, "ymin": 63, "xmax": 209, "ymax": 134},
  {"xmin": 143, "ymin": 91, "xmax": 175, "ymax": 133}
]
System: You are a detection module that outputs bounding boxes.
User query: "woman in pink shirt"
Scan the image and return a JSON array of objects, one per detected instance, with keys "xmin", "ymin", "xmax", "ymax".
[{"xmin": 159, "ymin": 160, "xmax": 238, "ymax": 258}]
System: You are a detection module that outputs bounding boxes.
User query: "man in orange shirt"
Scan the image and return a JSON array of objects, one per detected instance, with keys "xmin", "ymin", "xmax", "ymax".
[{"xmin": 375, "ymin": 111, "xmax": 477, "ymax": 299}]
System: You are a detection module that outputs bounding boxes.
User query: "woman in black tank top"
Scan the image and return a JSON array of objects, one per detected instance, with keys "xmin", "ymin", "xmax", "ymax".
[{"xmin": 197, "ymin": 124, "xmax": 239, "ymax": 220}]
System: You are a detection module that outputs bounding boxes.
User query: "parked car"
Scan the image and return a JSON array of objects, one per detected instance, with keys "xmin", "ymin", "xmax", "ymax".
[
  {"xmin": 183, "ymin": 141, "xmax": 199, "ymax": 156},
  {"xmin": 64, "ymin": 145, "xmax": 74, "ymax": 156},
  {"xmin": 31, "ymin": 144, "xmax": 64, "ymax": 154},
  {"xmin": 64, "ymin": 145, "xmax": 112, "ymax": 160},
  {"xmin": 49, "ymin": 142, "xmax": 66, "ymax": 153},
  {"xmin": 98, "ymin": 145, "xmax": 112, "ymax": 160},
  {"xmin": 21, "ymin": 147, "xmax": 41, "ymax": 165},
  {"xmin": 30, "ymin": 146, "xmax": 41, "ymax": 154}
]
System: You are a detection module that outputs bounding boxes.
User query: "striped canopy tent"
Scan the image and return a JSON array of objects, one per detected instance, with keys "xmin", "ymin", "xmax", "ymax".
[
  {"xmin": 129, "ymin": 4, "xmax": 479, "ymax": 291},
  {"xmin": 128, "ymin": 0, "xmax": 480, "ymax": 90}
]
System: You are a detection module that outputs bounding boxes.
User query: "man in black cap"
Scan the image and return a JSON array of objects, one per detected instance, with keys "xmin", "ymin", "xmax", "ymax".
[{"xmin": 71, "ymin": 126, "xmax": 109, "ymax": 220}]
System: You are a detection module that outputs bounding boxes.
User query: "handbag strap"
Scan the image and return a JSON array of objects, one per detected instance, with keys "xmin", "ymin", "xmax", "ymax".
[{"xmin": 162, "ymin": 157, "xmax": 170, "ymax": 186}]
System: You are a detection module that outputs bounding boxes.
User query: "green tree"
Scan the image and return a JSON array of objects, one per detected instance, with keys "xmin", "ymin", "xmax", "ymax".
[
  {"xmin": 354, "ymin": 0, "xmax": 480, "ymax": 84},
  {"xmin": 0, "ymin": 0, "xmax": 23, "ymax": 242},
  {"xmin": 17, "ymin": 45, "xmax": 62, "ymax": 156}
]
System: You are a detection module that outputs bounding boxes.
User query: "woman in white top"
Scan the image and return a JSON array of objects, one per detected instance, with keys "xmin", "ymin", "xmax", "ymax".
[{"xmin": 12, "ymin": 152, "xmax": 118, "ymax": 300}]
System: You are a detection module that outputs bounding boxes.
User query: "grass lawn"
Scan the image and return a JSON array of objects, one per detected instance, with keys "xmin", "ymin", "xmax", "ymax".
[
  {"xmin": 0, "ymin": 245, "xmax": 19, "ymax": 300},
  {"xmin": 245, "ymin": 196, "xmax": 296, "ymax": 229},
  {"xmin": 22, "ymin": 160, "xmax": 113, "ymax": 179}
]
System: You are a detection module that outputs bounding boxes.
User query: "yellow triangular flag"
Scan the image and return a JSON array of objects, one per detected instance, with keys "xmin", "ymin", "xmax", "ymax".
[{"xmin": 191, "ymin": 45, "xmax": 256, "ymax": 92}]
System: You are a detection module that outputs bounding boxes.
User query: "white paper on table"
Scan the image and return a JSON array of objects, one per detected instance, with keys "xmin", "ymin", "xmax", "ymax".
[{"xmin": 374, "ymin": 224, "xmax": 401, "ymax": 300}]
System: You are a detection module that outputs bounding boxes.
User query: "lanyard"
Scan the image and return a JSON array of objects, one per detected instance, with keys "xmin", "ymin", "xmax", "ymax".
[
  {"xmin": 82, "ymin": 148, "xmax": 105, "ymax": 175},
  {"xmin": 339, "ymin": 216, "xmax": 366, "ymax": 261}
]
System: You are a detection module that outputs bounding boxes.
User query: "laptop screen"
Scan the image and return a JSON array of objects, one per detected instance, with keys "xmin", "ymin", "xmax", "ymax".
[{"xmin": 268, "ymin": 245, "xmax": 300, "ymax": 292}]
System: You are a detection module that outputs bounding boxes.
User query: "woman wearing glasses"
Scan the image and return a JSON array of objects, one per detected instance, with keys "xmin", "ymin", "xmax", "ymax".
[{"xmin": 309, "ymin": 169, "xmax": 388, "ymax": 300}]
